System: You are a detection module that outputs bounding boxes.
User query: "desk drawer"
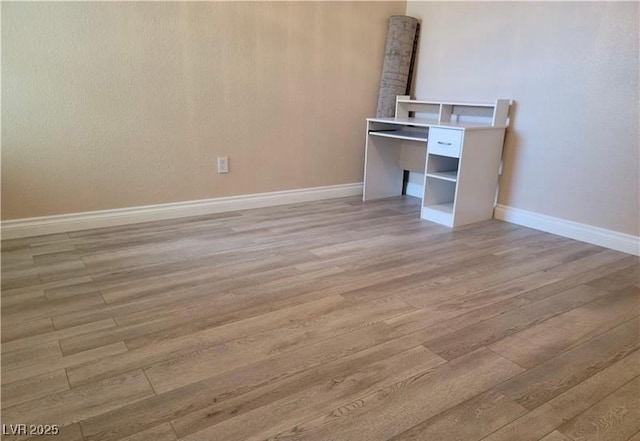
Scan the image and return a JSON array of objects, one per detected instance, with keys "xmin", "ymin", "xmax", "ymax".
[{"xmin": 428, "ymin": 128, "xmax": 462, "ymax": 158}]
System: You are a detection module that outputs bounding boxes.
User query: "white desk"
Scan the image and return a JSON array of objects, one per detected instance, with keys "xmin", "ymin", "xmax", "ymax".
[{"xmin": 363, "ymin": 98, "xmax": 511, "ymax": 227}]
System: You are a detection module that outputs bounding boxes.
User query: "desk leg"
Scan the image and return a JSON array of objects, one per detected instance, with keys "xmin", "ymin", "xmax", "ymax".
[{"xmin": 363, "ymin": 135, "xmax": 404, "ymax": 201}]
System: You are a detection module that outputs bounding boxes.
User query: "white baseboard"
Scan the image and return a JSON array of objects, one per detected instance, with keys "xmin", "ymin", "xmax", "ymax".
[
  {"xmin": 494, "ymin": 204, "xmax": 640, "ymax": 256},
  {"xmin": 1, "ymin": 183, "xmax": 363, "ymax": 240}
]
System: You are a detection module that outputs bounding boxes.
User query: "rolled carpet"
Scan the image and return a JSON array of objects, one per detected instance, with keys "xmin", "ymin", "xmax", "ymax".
[{"xmin": 376, "ymin": 16, "xmax": 419, "ymax": 117}]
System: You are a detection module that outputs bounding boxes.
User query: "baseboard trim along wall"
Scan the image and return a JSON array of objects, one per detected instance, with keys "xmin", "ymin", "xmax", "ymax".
[
  {"xmin": 3, "ymin": 186, "xmax": 638, "ymax": 256},
  {"xmin": 1, "ymin": 183, "xmax": 364, "ymax": 240},
  {"xmin": 494, "ymin": 204, "xmax": 640, "ymax": 256}
]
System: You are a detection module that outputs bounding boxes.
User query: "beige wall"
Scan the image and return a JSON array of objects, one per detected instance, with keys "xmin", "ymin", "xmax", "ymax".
[
  {"xmin": 406, "ymin": 1, "xmax": 639, "ymax": 236},
  {"xmin": 1, "ymin": 1, "xmax": 404, "ymax": 220}
]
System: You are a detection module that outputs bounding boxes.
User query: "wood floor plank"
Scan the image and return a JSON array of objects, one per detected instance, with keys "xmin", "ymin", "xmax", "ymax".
[
  {"xmin": 586, "ymin": 263, "xmax": 640, "ymax": 293},
  {"xmin": 544, "ymin": 249, "xmax": 634, "ymax": 279},
  {"xmin": 114, "ymin": 283, "xmax": 342, "ymax": 349},
  {"xmin": 79, "ymin": 323, "xmax": 403, "ymax": 441},
  {"xmin": 489, "ymin": 286, "xmax": 640, "ymax": 368},
  {"xmin": 265, "ymin": 348, "xmax": 523, "ymax": 441},
  {"xmin": 51, "ymin": 265, "xmax": 310, "ymax": 330},
  {"xmin": 1, "ymin": 370, "xmax": 154, "ymax": 430},
  {"xmin": 3, "ymin": 342, "xmax": 128, "ymax": 384},
  {"xmin": 443, "ymin": 256, "xmax": 639, "ymax": 332},
  {"xmin": 87, "ymin": 237, "xmax": 304, "ymax": 283},
  {"xmin": 1, "ymin": 275, "xmax": 94, "ymax": 300},
  {"xmin": 389, "ymin": 390, "xmax": 527, "ymax": 441},
  {"xmin": 97, "ymin": 254, "xmax": 313, "ymax": 305},
  {"xmin": 36, "ymin": 261, "xmax": 89, "ymax": 284},
  {"xmin": 171, "ymin": 324, "xmax": 453, "ymax": 440},
  {"xmin": 1, "ymin": 233, "xmax": 70, "ymax": 252},
  {"xmin": 1, "ymin": 289, "xmax": 46, "ymax": 308},
  {"xmin": 480, "ymin": 349, "xmax": 640, "ymax": 441},
  {"xmin": 176, "ymin": 346, "xmax": 444, "ymax": 441},
  {"xmin": 1, "ymin": 248, "xmax": 34, "ymax": 268},
  {"xmin": 627, "ymin": 431, "xmax": 640, "ymax": 441},
  {"xmin": 538, "ymin": 431, "xmax": 572, "ymax": 441},
  {"xmin": 1, "ymin": 370, "xmax": 70, "ymax": 408},
  {"xmin": 66, "ymin": 295, "xmax": 348, "ymax": 386},
  {"xmin": 497, "ymin": 317, "xmax": 640, "ymax": 410},
  {"xmin": 384, "ymin": 270, "xmax": 565, "ymax": 335},
  {"xmin": 1, "ymin": 317, "xmax": 54, "ymax": 342},
  {"xmin": 398, "ymin": 243, "xmax": 603, "ymax": 310},
  {"xmin": 78, "ymin": 291, "xmax": 345, "ymax": 352},
  {"xmin": 29, "ymin": 239, "xmax": 77, "ymax": 257},
  {"xmin": 557, "ymin": 376, "xmax": 640, "ymax": 441},
  {"xmin": 500, "ymin": 319, "xmax": 640, "ymax": 409},
  {"xmin": 340, "ymin": 252, "xmax": 506, "ymax": 303},
  {"xmin": 42, "ymin": 277, "xmax": 102, "ymax": 300},
  {"xmin": 0, "ymin": 271, "xmax": 42, "ymax": 290},
  {"xmin": 117, "ymin": 424, "xmax": 177, "ymax": 441},
  {"xmin": 424, "ymin": 285, "xmax": 608, "ymax": 361},
  {"xmin": 2, "ymin": 318, "xmax": 117, "ymax": 354},
  {"xmin": 1, "ymin": 340, "xmax": 62, "ymax": 370},
  {"xmin": 423, "ymin": 268, "xmax": 564, "ymax": 314},
  {"xmin": 143, "ymin": 298, "xmax": 413, "ymax": 394},
  {"xmin": 2, "ymin": 292, "xmax": 105, "ymax": 326}
]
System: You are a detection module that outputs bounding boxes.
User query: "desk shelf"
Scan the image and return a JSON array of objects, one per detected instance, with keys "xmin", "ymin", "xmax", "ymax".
[
  {"xmin": 368, "ymin": 130, "xmax": 428, "ymax": 142},
  {"xmin": 421, "ymin": 203, "xmax": 455, "ymax": 227},
  {"xmin": 425, "ymin": 171, "xmax": 457, "ymax": 182},
  {"xmin": 424, "ymin": 202, "xmax": 454, "ymax": 214},
  {"xmin": 426, "ymin": 155, "xmax": 459, "ymax": 183}
]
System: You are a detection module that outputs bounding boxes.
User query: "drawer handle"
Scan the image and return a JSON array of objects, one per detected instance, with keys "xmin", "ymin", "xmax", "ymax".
[{"xmin": 437, "ymin": 141, "xmax": 452, "ymax": 146}]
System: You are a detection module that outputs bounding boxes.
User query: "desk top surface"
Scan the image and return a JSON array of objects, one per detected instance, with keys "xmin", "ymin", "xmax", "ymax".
[{"xmin": 367, "ymin": 117, "xmax": 507, "ymax": 131}]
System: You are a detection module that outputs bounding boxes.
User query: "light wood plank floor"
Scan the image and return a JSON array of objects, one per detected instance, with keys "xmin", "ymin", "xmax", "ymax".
[{"xmin": 1, "ymin": 196, "xmax": 639, "ymax": 441}]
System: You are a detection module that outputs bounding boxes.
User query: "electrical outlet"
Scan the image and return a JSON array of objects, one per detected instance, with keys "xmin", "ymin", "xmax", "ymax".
[{"xmin": 217, "ymin": 156, "xmax": 229, "ymax": 174}]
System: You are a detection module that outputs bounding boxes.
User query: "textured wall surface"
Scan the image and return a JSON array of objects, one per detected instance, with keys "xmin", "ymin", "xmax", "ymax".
[
  {"xmin": 376, "ymin": 15, "xmax": 418, "ymax": 117},
  {"xmin": 2, "ymin": 1, "xmax": 403, "ymax": 219},
  {"xmin": 407, "ymin": 1, "xmax": 639, "ymax": 235}
]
